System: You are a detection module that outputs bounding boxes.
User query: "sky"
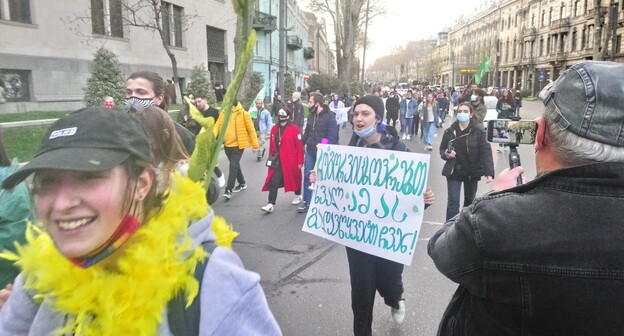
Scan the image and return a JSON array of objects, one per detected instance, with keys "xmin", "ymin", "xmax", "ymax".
[{"xmin": 298, "ymin": 0, "xmax": 489, "ymax": 67}]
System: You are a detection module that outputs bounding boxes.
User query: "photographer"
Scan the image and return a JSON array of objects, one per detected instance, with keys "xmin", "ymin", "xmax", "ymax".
[
  {"xmin": 439, "ymin": 102, "xmax": 494, "ymax": 220},
  {"xmin": 428, "ymin": 61, "xmax": 624, "ymax": 335}
]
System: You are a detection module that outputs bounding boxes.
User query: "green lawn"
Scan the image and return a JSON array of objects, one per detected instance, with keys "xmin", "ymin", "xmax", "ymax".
[
  {"xmin": 0, "ymin": 111, "xmax": 71, "ymax": 123},
  {"xmin": 3, "ymin": 126, "xmax": 49, "ymax": 162}
]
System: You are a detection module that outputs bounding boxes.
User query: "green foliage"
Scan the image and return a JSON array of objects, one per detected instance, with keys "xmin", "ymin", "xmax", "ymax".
[
  {"xmin": 188, "ymin": 64, "xmax": 216, "ymax": 105},
  {"xmin": 284, "ymin": 72, "xmax": 296, "ymax": 98},
  {"xmin": 243, "ymin": 71, "xmax": 265, "ymax": 107},
  {"xmin": 3, "ymin": 126, "xmax": 50, "ymax": 161},
  {"xmin": 83, "ymin": 48, "xmax": 125, "ymax": 107},
  {"xmin": 349, "ymin": 81, "xmax": 369, "ymax": 96},
  {"xmin": 307, "ymin": 73, "xmax": 337, "ymax": 95}
]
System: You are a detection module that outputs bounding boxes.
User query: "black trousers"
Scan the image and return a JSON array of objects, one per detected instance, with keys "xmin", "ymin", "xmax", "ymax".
[
  {"xmin": 412, "ymin": 116, "xmax": 420, "ymax": 136},
  {"xmin": 386, "ymin": 111, "xmax": 398, "ymax": 127},
  {"xmin": 224, "ymin": 146, "xmax": 245, "ymax": 191},
  {"xmin": 346, "ymin": 247, "xmax": 404, "ymax": 336},
  {"xmin": 268, "ymin": 164, "xmax": 301, "ymax": 204}
]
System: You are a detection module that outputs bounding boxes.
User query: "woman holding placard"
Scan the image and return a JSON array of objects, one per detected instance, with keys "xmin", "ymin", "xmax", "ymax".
[{"xmin": 338, "ymin": 95, "xmax": 435, "ymax": 336}]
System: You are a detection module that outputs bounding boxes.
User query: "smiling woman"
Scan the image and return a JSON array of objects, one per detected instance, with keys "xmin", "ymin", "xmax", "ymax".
[{"xmin": 0, "ymin": 107, "xmax": 282, "ymax": 335}]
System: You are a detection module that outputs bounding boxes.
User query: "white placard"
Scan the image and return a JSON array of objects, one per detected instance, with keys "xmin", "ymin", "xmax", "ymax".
[
  {"xmin": 331, "ymin": 107, "xmax": 350, "ymax": 124},
  {"xmin": 302, "ymin": 144, "xmax": 430, "ymax": 265}
]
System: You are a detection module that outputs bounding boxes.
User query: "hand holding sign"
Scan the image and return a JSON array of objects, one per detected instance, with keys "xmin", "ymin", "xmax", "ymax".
[{"xmin": 302, "ymin": 144, "xmax": 431, "ymax": 266}]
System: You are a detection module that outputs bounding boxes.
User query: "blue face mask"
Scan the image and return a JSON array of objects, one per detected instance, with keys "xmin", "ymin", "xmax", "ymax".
[
  {"xmin": 456, "ymin": 113, "xmax": 470, "ymax": 123},
  {"xmin": 355, "ymin": 124, "xmax": 376, "ymax": 138}
]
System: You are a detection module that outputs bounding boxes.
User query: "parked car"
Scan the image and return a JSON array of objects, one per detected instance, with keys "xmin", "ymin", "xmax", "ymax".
[{"xmin": 483, "ymin": 95, "xmax": 499, "ymax": 129}]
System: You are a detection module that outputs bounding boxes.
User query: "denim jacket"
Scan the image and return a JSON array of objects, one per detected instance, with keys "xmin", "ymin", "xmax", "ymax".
[
  {"xmin": 400, "ymin": 98, "xmax": 418, "ymax": 118},
  {"xmin": 428, "ymin": 162, "xmax": 624, "ymax": 335}
]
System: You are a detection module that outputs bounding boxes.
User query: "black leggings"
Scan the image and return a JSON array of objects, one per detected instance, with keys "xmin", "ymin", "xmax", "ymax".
[{"xmin": 268, "ymin": 164, "xmax": 301, "ymax": 204}]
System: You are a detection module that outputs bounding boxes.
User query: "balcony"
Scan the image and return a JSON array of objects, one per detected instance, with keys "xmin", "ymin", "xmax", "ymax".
[
  {"xmin": 550, "ymin": 17, "xmax": 571, "ymax": 33},
  {"xmin": 523, "ymin": 27, "xmax": 537, "ymax": 42},
  {"xmin": 252, "ymin": 10, "xmax": 277, "ymax": 32},
  {"xmin": 303, "ymin": 47, "xmax": 315, "ymax": 59},
  {"xmin": 287, "ymin": 35, "xmax": 303, "ymax": 50}
]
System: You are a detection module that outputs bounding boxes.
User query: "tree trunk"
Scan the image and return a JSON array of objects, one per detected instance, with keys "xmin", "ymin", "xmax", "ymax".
[{"xmin": 234, "ymin": 16, "xmax": 253, "ymax": 101}]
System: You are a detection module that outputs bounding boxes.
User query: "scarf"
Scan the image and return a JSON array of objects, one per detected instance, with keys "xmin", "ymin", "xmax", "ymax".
[{"xmin": 1, "ymin": 174, "xmax": 238, "ymax": 336}]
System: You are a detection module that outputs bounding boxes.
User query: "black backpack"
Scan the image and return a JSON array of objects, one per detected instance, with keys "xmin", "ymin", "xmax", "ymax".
[{"xmin": 167, "ymin": 241, "xmax": 216, "ymax": 335}]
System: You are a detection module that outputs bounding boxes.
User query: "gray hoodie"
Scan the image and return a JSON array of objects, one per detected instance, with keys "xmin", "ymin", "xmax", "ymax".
[{"xmin": 0, "ymin": 210, "xmax": 282, "ymax": 336}]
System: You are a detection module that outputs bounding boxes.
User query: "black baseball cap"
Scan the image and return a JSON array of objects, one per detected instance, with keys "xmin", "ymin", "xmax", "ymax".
[{"xmin": 3, "ymin": 107, "xmax": 151, "ymax": 189}]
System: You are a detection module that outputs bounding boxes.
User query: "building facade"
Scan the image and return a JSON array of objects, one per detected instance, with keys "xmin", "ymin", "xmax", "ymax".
[
  {"xmin": 0, "ymin": 0, "xmax": 238, "ymax": 113},
  {"xmin": 435, "ymin": 0, "xmax": 624, "ymax": 95},
  {"xmin": 304, "ymin": 12, "xmax": 335, "ymax": 77},
  {"xmin": 252, "ymin": 0, "xmax": 314, "ymax": 100}
]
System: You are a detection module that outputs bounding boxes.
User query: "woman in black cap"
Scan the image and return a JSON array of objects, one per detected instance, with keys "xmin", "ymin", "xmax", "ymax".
[
  {"xmin": 0, "ymin": 107, "xmax": 281, "ymax": 335},
  {"xmin": 342, "ymin": 95, "xmax": 435, "ymax": 335}
]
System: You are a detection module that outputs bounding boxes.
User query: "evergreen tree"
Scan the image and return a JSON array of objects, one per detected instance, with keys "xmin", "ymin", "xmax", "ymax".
[
  {"xmin": 188, "ymin": 64, "xmax": 216, "ymax": 105},
  {"xmin": 83, "ymin": 47, "xmax": 125, "ymax": 107},
  {"xmin": 244, "ymin": 71, "xmax": 265, "ymax": 108},
  {"xmin": 284, "ymin": 72, "xmax": 296, "ymax": 99}
]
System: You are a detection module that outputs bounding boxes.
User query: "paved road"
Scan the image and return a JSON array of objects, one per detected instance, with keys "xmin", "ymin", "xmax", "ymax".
[{"xmin": 210, "ymin": 100, "xmax": 544, "ymax": 336}]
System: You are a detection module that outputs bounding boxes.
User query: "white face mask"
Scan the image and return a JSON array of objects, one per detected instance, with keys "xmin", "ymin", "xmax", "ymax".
[{"xmin": 470, "ymin": 94, "xmax": 478, "ymax": 102}]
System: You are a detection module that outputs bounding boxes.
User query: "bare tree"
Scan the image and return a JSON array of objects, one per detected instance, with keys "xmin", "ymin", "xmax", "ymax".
[
  {"xmin": 308, "ymin": 0, "xmax": 384, "ymax": 84},
  {"xmin": 63, "ymin": 0, "xmax": 198, "ymax": 96}
]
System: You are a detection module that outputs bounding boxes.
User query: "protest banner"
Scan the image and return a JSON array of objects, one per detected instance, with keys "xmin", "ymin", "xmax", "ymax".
[
  {"xmin": 302, "ymin": 144, "xmax": 430, "ymax": 265},
  {"xmin": 331, "ymin": 107, "xmax": 350, "ymax": 124}
]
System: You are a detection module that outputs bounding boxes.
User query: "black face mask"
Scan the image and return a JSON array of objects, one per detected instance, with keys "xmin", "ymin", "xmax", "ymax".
[{"xmin": 278, "ymin": 115, "xmax": 289, "ymax": 122}]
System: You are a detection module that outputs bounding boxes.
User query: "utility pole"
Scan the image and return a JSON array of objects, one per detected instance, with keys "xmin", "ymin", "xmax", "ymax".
[
  {"xmin": 360, "ymin": 0, "xmax": 370, "ymax": 82},
  {"xmin": 593, "ymin": 0, "xmax": 604, "ymax": 60},
  {"xmin": 494, "ymin": 38, "xmax": 500, "ymax": 87},
  {"xmin": 278, "ymin": 0, "xmax": 286, "ymax": 96},
  {"xmin": 610, "ymin": 1, "xmax": 618, "ymax": 61}
]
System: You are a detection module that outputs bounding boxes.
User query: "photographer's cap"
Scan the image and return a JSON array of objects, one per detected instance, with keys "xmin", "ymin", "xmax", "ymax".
[
  {"xmin": 539, "ymin": 61, "xmax": 624, "ymax": 147},
  {"xmin": 2, "ymin": 107, "xmax": 151, "ymax": 189}
]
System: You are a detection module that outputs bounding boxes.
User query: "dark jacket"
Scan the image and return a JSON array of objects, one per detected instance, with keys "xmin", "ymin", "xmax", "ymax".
[
  {"xmin": 292, "ymin": 100, "xmax": 305, "ymax": 130},
  {"xmin": 428, "ymin": 162, "xmax": 624, "ymax": 336},
  {"xmin": 385, "ymin": 96, "xmax": 401, "ymax": 116},
  {"xmin": 272, "ymin": 100, "xmax": 285, "ymax": 117},
  {"xmin": 439, "ymin": 120, "xmax": 494, "ymax": 180},
  {"xmin": 302, "ymin": 104, "xmax": 337, "ymax": 158}
]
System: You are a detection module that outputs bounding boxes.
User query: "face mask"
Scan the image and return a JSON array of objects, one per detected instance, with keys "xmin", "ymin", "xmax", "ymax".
[
  {"xmin": 456, "ymin": 113, "xmax": 470, "ymax": 123},
  {"xmin": 355, "ymin": 124, "xmax": 376, "ymax": 138},
  {"xmin": 470, "ymin": 94, "xmax": 478, "ymax": 102},
  {"xmin": 125, "ymin": 96, "xmax": 154, "ymax": 112},
  {"xmin": 278, "ymin": 115, "xmax": 289, "ymax": 122}
]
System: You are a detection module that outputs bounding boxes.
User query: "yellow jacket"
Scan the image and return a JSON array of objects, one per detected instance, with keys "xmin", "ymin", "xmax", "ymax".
[{"xmin": 214, "ymin": 103, "xmax": 259, "ymax": 149}]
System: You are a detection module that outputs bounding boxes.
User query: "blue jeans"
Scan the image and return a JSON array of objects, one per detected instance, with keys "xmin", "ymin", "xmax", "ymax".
[
  {"xmin": 403, "ymin": 117, "xmax": 413, "ymax": 135},
  {"xmin": 423, "ymin": 121, "xmax": 436, "ymax": 145},
  {"xmin": 303, "ymin": 152, "xmax": 316, "ymax": 205},
  {"xmin": 446, "ymin": 178, "xmax": 479, "ymax": 220}
]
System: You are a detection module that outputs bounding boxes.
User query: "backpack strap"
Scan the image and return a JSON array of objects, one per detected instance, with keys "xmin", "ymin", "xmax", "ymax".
[{"xmin": 167, "ymin": 240, "xmax": 217, "ymax": 336}]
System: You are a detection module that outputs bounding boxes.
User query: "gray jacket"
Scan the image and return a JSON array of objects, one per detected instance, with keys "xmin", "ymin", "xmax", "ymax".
[{"xmin": 0, "ymin": 210, "xmax": 282, "ymax": 336}]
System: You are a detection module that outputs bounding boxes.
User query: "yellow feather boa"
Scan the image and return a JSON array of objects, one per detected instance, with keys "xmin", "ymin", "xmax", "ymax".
[{"xmin": 0, "ymin": 174, "xmax": 238, "ymax": 336}]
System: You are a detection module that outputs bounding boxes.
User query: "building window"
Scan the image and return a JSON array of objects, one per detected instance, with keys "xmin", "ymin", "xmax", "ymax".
[
  {"xmin": 549, "ymin": 7, "xmax": 554, "ymax": 24},
  {"xmin": 1, "ymin": 0, "xmax": 32, "ymax": 23},
  {"xmin": 561, "ymin": 4, "xmax": 566, "ymax": 19},
  {"xmin": 617, "ymin": 35, "xmax": 622, "ymax": 53},
  {"xmin": 546, "ymin": 36, "xmax": 551, "ymax": 53},
  {"xmin": 0, "ymin": 69, "xmax": 31, "ymax": 102},
  {"xmin": 90, "ymin": 0, "xmax": 123, "ymax": 38},
  {"xmin": 531, "ymin": 14, "xmax": 536, "ymax": 27},
  {"xmin": 581, "ymin": 28, "xmax": 586, "ymax": 48},
  {"xmin": 541, "ymin": 11, "xmax": 546, "ymax": 26},
  {"xmin": 540, "ymin": 37, "xmax": 544, "ymax": 55},
  {"xmin": 584, "ymin": 0, "xmax": 588, "ymax": 14},
  {"xmin": 574, "ymin": 1, "xmax": 580, "ymax": 16},
  {"xmin": 572, "ymin": 30, "xmax": 577, "ymax": 51},
  {"xmin": 162, "ymin": 2, "xmax": 184, "ymax": 48}
]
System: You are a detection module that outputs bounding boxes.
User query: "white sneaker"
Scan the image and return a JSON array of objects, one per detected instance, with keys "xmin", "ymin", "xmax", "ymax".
[
  {"xmin": 391, "ymin": 300, "xmax": 406, "ymax": 324},
  {"xmin": 407, "ymin": 134, "xmax": 412, "ymax": 140},
  {"xmin": 401, "ymin": 134, "xmax": 407, "ymax": 140},
  {"xmin": 291, "ymin": 195, "xmax": 303, "ymax": 205},
  {"xmin": 261, "ymin": 203, "xmax": 274, "ymax": 213}
]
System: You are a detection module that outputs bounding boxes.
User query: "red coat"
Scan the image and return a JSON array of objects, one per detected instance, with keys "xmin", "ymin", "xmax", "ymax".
[{"xmin": 262, "ymin": 123, "xmax": 304, "ymax": 192}]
